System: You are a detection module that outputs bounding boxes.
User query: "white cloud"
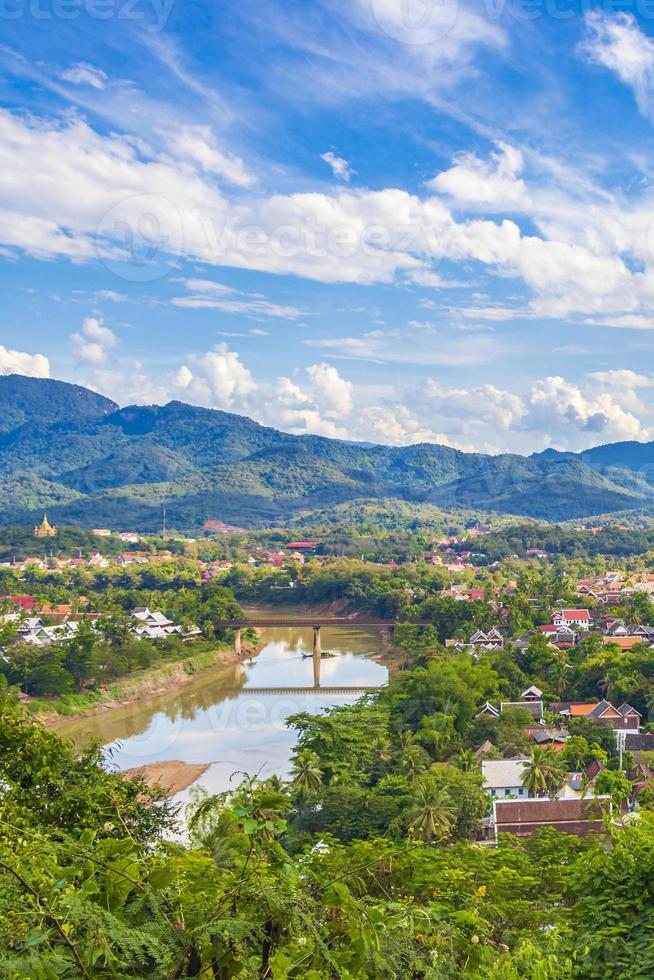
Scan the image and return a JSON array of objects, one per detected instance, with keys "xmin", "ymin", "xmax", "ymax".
[
  {"xmin": 71, "ymin": 317, "xmax": 118, "ymax": 365},
  {"xmin": 581, "ymin": 11, "xmax": 654, "ymax": 118},
  {"xmin": 167, "ymin": 125, "xmax": 256, "ymax": 187},
  {"xmin": 589, "ymin": 369, "xmax": 654, "ymax": 388},
  {"xmin": 59, "ymin": 62, "xmax": 108, "ymax": 90},
  {"xmin": 3, "ymin": 108, "xmax": 654, "ymax": 321},
  {"xmin": 429, "ymin": 142, "xmax": 529, "ymax": 210},
  {"xmin": 353, "ymin": 404, "xmax": 454, "ymax": 447},
  {"xmin": 306, "ymin": 362, "xmax": 354, "ymax": 417},
  {"xmin": 321, "ymin": 152, "xmax": 353, "ymax": 182},
  {"xmin": 170, "ymin": 343, "xmax": 257, "ymax": 409},
  {"xmin": 95, "ymin": 290, "xmax": 127, "ymax": 302},
  {"xmin": 0, "ymin": 345, "xmax": 50, "ymax": 378},
  {"xmin": 172, "ymin": 278, "xmax": 301, "ymax": 319}
]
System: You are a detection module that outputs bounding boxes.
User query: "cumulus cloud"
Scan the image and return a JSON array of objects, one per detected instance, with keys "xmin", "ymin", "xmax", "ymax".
[
  {"xmin": 321, "ymin": 152, "xmax": 353, "ymax": 182},
  {"xmin": 4, "ymin": 107, "xmax": 654, "ymax": 321},
  {"xmin": 170, "ymin": 343, "xmax": 257, "ymax": 409},
  {"xmin": 429, "ymin": 142, "xmax": 529, "ymax": 209},
  {"xmin": 306, "ymin": 362, "xmax": 354, "ymax": 418},
  {"xmin": 0, "ymin": 345, "xmax": 50, "ymax": 378},
  {"xmin": 71, "ymin": 317, "xmax": 118, "ymax": 365}
]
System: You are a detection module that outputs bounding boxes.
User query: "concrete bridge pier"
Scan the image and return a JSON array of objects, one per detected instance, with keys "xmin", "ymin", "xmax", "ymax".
[
  {"xmin": 234, "ymin": 627, "xmax": 242, "ymax": 657},
  {"xmin": 312, "ymin": 625, "xmax": 321, "ymax": 658}
]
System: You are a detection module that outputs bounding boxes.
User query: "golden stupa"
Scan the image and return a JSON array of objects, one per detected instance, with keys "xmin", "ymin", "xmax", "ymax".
[{"xmin": 34, "ymin": 513, "xmax": 57, "ymax": 538}]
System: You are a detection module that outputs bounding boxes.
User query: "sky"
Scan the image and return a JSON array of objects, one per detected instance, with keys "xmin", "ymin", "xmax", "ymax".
[{"xmin": 5, "ymin": 0, "xmax": 654, "ymax": 454}]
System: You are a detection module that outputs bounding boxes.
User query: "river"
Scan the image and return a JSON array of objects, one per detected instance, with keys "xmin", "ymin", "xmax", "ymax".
[{"xmin": 57, "ymin": 621, "xmax": 388, "ymax": 807}]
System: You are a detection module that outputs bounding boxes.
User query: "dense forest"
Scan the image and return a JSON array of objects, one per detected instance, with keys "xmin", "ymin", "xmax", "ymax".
[{"xmin": 3, "ymin": 375, "xmax": 654, "ymax": 530}]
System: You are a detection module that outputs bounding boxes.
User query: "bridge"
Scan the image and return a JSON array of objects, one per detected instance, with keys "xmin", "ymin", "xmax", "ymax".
[
  {"xmin": 241, "ymin": 686, "xmax": 380, "ymax": 696},
  {"xmin": 215, "ymin": 618, "xmax": 432, "ymax": 656}
]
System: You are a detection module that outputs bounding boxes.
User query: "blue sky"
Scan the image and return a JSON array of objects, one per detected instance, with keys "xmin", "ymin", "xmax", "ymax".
[{"xmin": 3, "ymin": 0, "xmax": 654, "ymax": 452}]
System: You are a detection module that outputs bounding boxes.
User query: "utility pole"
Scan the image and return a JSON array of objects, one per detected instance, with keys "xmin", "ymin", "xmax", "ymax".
[
  {"xmin": 618, "ymin": 730, "xmax": 626, "ymax": 770},
  {"xmin": 162, "ymin": 502, "xmax": 167, "ymax": 540}
]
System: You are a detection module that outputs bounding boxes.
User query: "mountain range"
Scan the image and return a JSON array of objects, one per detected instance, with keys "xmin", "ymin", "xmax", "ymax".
[{"xmin": 1, "ymin": 375, "xmax": 654, "ymax": 530}]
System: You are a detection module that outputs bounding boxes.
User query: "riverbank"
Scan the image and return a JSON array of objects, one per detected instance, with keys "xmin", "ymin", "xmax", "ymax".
[
  {"xmin": 123, "ymin": 760, "xmax": 210, "ymax": 796},
  {"xmin": 35, "ymin": 641, "xmax": 260, "ymax": 730}
]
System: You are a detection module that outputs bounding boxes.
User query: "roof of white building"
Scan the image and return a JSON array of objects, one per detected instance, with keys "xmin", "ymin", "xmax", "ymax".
[{"xmin": 482, "ymin": 759, "xmax": 527, "ymax": 789}]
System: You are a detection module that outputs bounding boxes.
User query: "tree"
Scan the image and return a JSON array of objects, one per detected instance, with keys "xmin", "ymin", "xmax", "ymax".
[
  {"xmin": 521, "ymin": 748, "xmax": 567, "ymax": 799},
  {"xmin": 563, "ymin": 735, "xmax": 608, "ymax": 771},
  {"xmin": 406, "ymin": 777, "xmax": 455, "ymax": 842},
  {"xmin": 290, "ymin": 749, "xmax": 323, "ymax": 791},
  {"xmin": 595, "ymin": 769, "xmax": 632, "ymax": 807}
]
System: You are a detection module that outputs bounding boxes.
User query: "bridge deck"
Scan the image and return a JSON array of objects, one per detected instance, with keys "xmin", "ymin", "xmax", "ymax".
[
  {"xmin": 216, "ymin": 619, "xmax": 431, "ymax": 628},
  {"xmin": 241, "ymin": 686, "xmax": 380, "ymax": 696}
]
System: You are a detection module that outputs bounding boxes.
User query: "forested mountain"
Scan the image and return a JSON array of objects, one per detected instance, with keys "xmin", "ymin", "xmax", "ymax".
[{"xmin": 0, "ymin": 374, "xmax": 653, "ymax": 529}]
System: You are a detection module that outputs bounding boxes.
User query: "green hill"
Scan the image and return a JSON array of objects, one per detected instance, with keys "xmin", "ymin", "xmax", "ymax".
[{"xmin": 0, "ymin": 375, "xmax": 652, "ymax": 530}]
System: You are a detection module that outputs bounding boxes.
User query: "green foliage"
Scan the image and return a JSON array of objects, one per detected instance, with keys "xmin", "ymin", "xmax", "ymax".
[{"xmin": 0, "ymin": 375, "xmax": 651, "ymax": 531}]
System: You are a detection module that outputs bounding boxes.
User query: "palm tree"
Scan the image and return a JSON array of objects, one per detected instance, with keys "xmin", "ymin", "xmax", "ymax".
[
  {"xmin": 406, "ymin": 780, "xmax": 456, "ymax": 843},
  {"xmin": 290, "ymin": 750, "xmax": 323, "ymax": 792},
  {"xmin": 521, "ymin": 747, "xmax": 567, "ymax": 799},
  {"xmin": 399, "ymin": 746, "xmax": 429, "ymax": 781},
  {"xmin": 452, "ymin": 749, "xmax": 477, "ymax": 772}
]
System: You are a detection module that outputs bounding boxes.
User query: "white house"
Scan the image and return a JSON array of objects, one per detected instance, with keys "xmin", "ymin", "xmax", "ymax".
[
  {"xmin": 482, "ymin": 759, "xmax": 531, "ymax": 799},
  {"xmin": 552, "ymin": 609, "xmax": 592, "ymax": 630}
]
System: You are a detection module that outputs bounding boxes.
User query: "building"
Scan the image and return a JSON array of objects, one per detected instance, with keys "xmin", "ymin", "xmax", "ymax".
[
  {"xmin": 475, "ymin": 687, "xmax": 545, "ymax": 723},
  {"xmin": 33, "ymin": 513, "xmax": 57, "ymax": 538},
  {"xmin": 552, "ymin": 609, "xmax": 591, "ymax": 630},
  {"xmin": 552, "ymin": 699, "xmax": 641, "ymax": 734},
  {"xmin": 468, "ymin": 628, "xmax": 504, "ymax": 650},
  {"xmin": 490, "ymin": 797, "xmax": 612, "ymax": 839},
  {"xmin": 482, "ymin": 759, "xmax": 531, "ymax": 799}
]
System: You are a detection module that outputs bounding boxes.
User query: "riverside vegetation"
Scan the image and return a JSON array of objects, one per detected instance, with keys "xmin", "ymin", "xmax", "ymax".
[{"xmin": 3, "ymin": 618, "xmax": 654, "ymax": 977}]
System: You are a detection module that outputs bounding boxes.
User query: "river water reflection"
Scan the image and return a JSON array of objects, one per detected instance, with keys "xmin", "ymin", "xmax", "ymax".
[{"xmin": 58, "ymin": 624, "xmax": 387, "ymax": 802}]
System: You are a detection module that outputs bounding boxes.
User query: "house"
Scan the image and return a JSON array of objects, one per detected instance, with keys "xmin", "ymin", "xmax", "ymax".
[
  {"xmin": 475, "ymin": 690, "xmax": 545, "ymax": 723},
  {"xmin": 529, "ymin": 728, "xmax": 568, "ymax": 750},
  {"xmin": 481, "ymin": 759, "xmax": 531, "ymax": 799},
  {"xmin": 552, "ymin": 609, "xmax": 592, "ymax": 630},
  {"xmin": 521, "ymin": 685, "xmax": 543, "ymax": 701},
  {"xmin": 551, "ymin": 700, "xmax": 641, "ymax": 734},
  {"xmin": 476, "ymin": 701, "xmax": 500, "ymax": 719},
  {"xmin": 132, "ymin": 607, "xmax": 174, "ymax": 629},
  {"xmin": 285, "ymin": 541, "xmax": 319, "ymax": 552},
  {"xmin": 118, "ymin": 532, "xmax": 140, "ymax": 543},
  {"xmin": 92, "ymin": 528, "xmax": 112, "ymax": 537},
  {"xmin": 490, "ymin": 797, "xmax": 612, "ymax": 839},
  {"xmin": 624, "ymin": 733, "xmax": 654, "ymax": 760},
  {"xmin": 468, "ymin": 628, "xmax": 504, "ymax": 650},
  {"xmin": 539, "ymin": 624, "xmax": 578, "ymax": 645},
  {"xmin": 130, "ymin": 607, "xmax": 200, "ymax": 641}
]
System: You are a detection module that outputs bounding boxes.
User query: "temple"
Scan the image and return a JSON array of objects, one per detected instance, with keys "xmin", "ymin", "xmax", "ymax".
[{"xmin": 33, "ymin": 513, "xmax": 57, "ymax": 538}]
